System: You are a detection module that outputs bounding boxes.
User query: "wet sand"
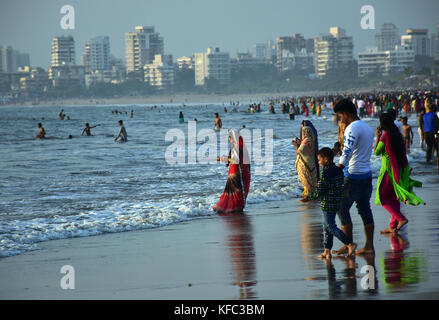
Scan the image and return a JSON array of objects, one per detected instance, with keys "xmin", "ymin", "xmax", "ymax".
[{"xmin": 0, "ymin": 172, "xmax": 438, "ymax": 300}]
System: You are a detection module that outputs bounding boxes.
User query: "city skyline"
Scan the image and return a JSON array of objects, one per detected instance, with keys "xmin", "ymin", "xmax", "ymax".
[{"xmin": 1, "ymin": 0, "xmax": 438, "ymax": 69}]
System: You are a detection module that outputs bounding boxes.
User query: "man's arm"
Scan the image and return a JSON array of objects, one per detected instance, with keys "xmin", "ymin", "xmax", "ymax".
[
  {"xmin": 115, "ymin": 128, "xmax": 121, "ymax": 141},
  {"xmin": 338, "ymin": 125, "xmax": 356, "ymax": 169}
]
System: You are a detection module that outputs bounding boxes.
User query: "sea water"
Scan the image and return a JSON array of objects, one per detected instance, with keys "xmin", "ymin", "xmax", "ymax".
[{"xmin": 0, "ymin": 102, "xmax": 427, "ymax": 257}]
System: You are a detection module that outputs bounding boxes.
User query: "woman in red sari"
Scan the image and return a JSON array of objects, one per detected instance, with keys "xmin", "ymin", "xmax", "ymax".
[{"xmin": 213, "ymin": 129, "xmax": 251, "ymax": 214}]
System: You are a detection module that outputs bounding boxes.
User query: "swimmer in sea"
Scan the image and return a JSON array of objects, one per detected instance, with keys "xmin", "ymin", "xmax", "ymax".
[
  {"xmin": 82, "ymin": 123, "xmax": 101, "ymax": 136},
  {"xmin": 214, "ymin": 113, "xmax": 222, "ymax": 130},
  {"xmin": 35, "ymin": 123, "xmax": 46, "ymax": 139},
  {"xmin": 114, "ymin": 120, "xmax": 128, "ymax": 142}
]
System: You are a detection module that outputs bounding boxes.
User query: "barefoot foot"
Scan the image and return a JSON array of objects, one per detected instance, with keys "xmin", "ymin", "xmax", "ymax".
[
  {"xmin": 318, "ymin": 249, "xmax": 331, "ymax": 260},
  {"xmin": 380, "ymin": 227, "xmax": 395, "ymax": 234},
  {"xmin": 355, "ymin": 247, "xmax": 375, "ymax": 256},
  {"xmin": 396, "ymin": 219, "xmax": 408, "ymax": 232},
  {"xmin": 332, "ymin": 245, "xmax": 348, "ymax": 255},
  {"xmin": 347, "ymin": 243, "xmax": 357, "ymax": 257}
]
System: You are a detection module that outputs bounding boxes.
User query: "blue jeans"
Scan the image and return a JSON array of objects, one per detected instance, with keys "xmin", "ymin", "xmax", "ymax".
[
  {"xmin": 323, "ymin": 211, "xmax": 352, "ymax": 249},
  {"xmin": 337, "ymin": 177, "xmax": 374, "ymax": 226}
]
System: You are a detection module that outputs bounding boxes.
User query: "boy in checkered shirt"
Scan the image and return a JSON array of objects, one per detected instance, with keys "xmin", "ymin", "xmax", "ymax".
[{"xmin": 314, "ymin": 147, "xmax": 357, "ymax": 259}]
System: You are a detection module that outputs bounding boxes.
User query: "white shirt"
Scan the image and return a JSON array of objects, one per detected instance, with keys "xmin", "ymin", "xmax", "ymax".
[
  {"xmin": 339, "ymin": 120, "xmax": 374, "ymax": 175},
  {"xmin": 357, "ymin": 99, "xmax": 365, "ymax": 109}
]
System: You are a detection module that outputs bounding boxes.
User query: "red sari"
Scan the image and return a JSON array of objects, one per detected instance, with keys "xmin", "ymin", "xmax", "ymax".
[{"xmin": 214, "ymin": 135, "xmax": 251, "ymax": 214}]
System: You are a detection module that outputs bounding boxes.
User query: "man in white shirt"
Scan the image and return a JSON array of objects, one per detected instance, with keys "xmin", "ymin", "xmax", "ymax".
[
  {"xmin": 357, "ymin": 98, "xmax": 366, "ymax": 118},
  {"xmin": 333, "ymin": 99, "xmax": 375, "ymax": 256}
]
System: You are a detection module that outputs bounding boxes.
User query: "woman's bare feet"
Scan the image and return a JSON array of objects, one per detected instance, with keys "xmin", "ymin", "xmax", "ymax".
[
  {"xmin": 380, "ymin": 227, "xmax": 396, "ymax": 234},
  {"xmin": 347, "ymin": 243, "xmax": 357, "ymax": 257},
  {"xmin": 396, "ymin": 219, "xmax": 408, "ymax": 232},
  {"xmin": 318, "ymin": 249, "xmax": 331, "ymax": 260},
  {"xmin": 332, "ymin": 245, "xmax": 347, "ymax": 255}
]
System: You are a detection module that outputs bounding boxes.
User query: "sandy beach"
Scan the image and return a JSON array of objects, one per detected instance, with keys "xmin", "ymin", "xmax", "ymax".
[
  {"xmin": 2, "ymin": 88, "xmax": 382, "ymax": 108},
  {"xmin": 1, "ymin": 173, "xmax": 438, "ymax": 300}
]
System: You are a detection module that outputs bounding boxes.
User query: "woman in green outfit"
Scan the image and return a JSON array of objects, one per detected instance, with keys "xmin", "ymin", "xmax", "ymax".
[{"xmin": 374, "ymin": 113, "xmax": 424, "ymax": 235}]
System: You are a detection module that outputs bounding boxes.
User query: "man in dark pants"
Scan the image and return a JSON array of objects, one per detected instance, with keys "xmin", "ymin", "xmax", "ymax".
[
  {"xmin": 333, "ymin": 99, "xmax": 375, "ymax": 256},
  {"xmin": 423, "ymin": 105, "xmax": 439, "ymax": 163}
]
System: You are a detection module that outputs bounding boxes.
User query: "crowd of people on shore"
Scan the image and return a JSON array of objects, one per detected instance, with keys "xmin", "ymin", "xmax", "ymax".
[{"xmin": 212, "ymin": 89, "xmax": 438, "ymax": 261}]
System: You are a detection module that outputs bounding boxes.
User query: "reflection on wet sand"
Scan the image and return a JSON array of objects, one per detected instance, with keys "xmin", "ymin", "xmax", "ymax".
[
  {"xmin": 380, "ymin": 233, "xmax": 427, "ymax": 292},
  {"xmin": 221, "ymin": 213, "xmax": 258, "ymax": 299},
  {"xmin": 300, "ymin": 204, "xmax": 379, "ymax": 298},
  {"xmin": 300, "ymin": 206, "xmax": 323, "ymax": 271}
]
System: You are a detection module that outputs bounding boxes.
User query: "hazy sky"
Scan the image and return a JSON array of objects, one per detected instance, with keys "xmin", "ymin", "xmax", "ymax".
[{"xmin": 0, "ymin": 0, "xmax": 438, "ymax": 68}]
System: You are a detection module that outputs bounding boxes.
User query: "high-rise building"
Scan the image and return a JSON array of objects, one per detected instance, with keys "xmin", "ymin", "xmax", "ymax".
[
  {"xmin": 253, "ymin": 43, "xmax": 267, "ymax": 60},
  {"xmin": 194, "ymin": 47, "xmax": 230, "ymax": 86},
  {"xmin": 429, "ymin": 33, "xmax": 437, "ymax": 59},
  {"xmin": 1, "ymin": 46, "xmax": 14, "ymax": 72},
  {"xmin": 252, "ymin": 40, "xmax": 276, "ymax": 63},
  {"xmin": 176, "ymin": 56, "xmax": 193, "ymax": 70},
  {"xmin": 401, "ymin": 29, "xmax": 430, "ymax": 57},
  {"xmin": 15, "ymin": 51, "xmax": 30, "ymax": 70},
  {"xmin": 231, "ymin": 52, "xmax": 268, "ymax": 71},
  {"xmin": 279, "ymin": 48, "xmax": 314, "ymax": 73},
  {"xmin": 375, "ymin": 23, "xmax": 400, "ymax": 51},
  {"xmin": 276, "ymin": 34, "xmax": 314, "ymax": 72},
  {"xmin": 436, "ymin": 23, "xmax": 439, "ymax": 61},
  {"xmin": 314, "ymin": 27, "xmax": 354, "ymax": 78},
  {"xmin": 358, "ymin": 45, "xmax": 414, "ymax": 77},
  {"xmin": 19, "ymin": 67, "xmax": 49, "ymax": 94},
  {"xmin": 51, "ymin": 35, "xmax": 75, "ymax": 66},
  {"xmin": 48, "ymin": 65, "xmax": 85, "ymax": 88},
  {"xmin": 82, "ymin": 36, "xmax": 111, "ymax": 72},
  {"xmin": 144, "ymin": 54, "xmax": 174, "ymax": 90},
  {"xmin": 85, "ymin": 56, "xmax": 126, "ymax": 88},
  {"xmin": 125, "ymin": 26, "xmax": 164, "ymax": 74},
  {"xmin": 0, "ymin": 46, "xmax": 31, "ymax": 72},
  {"xmin": 358, "ymin": 48, "xmax": 388, "ymax": 77}
]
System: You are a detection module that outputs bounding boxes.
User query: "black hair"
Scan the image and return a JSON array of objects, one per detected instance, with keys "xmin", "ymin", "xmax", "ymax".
[
  {"xmin": 333, "ymin": 99, "xmax": 357, "ymax": 116},
  {"xmin": 318, "ymin": 147, "xmax": 334, "ymax": 162},
  {"xmin": 85, "ymin": 123, "xmax": 89, "ymax": 126},
  {"xmin": 386, "ymin": 108, "xmax": 397, "ymax": 120},
  {"xmin": 379, "ymin": 113, "xmax": 405, "ymax": 168},
  {"xmin": 333, "ymin": 141, "xmax": 341, "ymax": 147},
  {"xmin": 402, "ymin": 117, "xmax": 408, "ymax": 124},
  {"xmin": 118, "ymin": 120, "xmax": 123, "ymax": 124},
  {"xmin": 38, "ymin": 123, "xmax": 42, "ymax": 127}
]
